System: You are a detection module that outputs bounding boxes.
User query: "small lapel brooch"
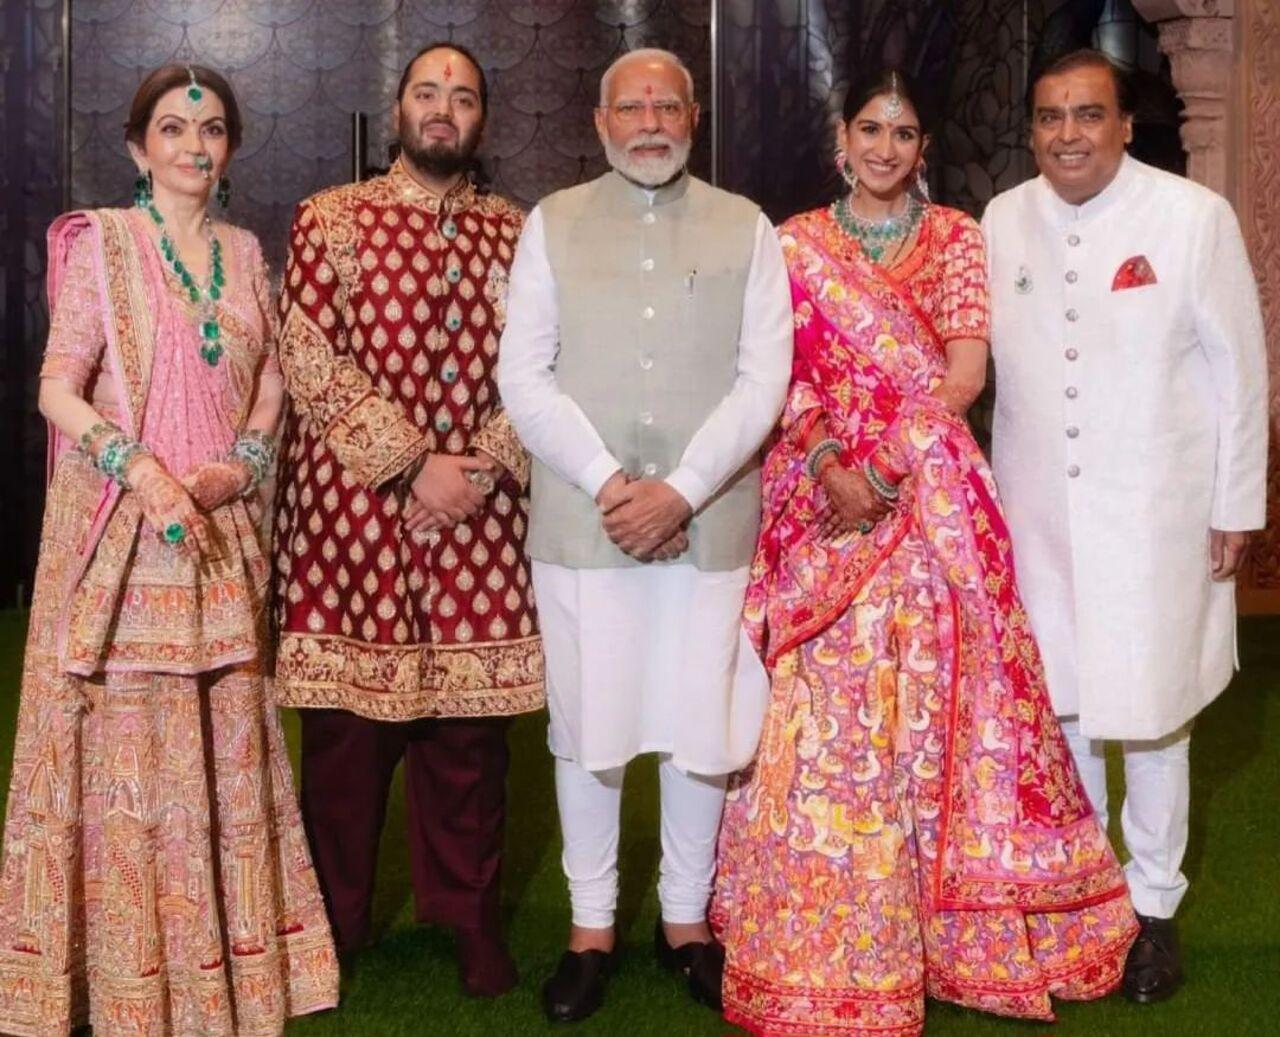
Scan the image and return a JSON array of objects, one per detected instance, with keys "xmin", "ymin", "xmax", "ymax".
[{"xmin": 1112, "ymin": 255, "xmax": 1157, "ymax": 291}]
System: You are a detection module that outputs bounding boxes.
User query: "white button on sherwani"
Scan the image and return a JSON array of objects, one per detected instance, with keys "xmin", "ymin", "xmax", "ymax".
[{"xmin": 983, "ymin": 156, "xmax": 1268, "ymax": 741}]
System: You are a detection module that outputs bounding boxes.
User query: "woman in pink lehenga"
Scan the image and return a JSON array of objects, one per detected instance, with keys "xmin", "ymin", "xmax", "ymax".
[
  {"xmin": 0, "ymin": 66, "xmax": 337, "ymax": 1036},
  {"xmin": 711, "ymin": 70, "xmax": 1138, "ymax": 1036}
]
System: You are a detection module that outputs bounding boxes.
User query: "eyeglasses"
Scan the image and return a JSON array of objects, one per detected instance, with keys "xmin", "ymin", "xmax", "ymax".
[{"xmin": 605, "ymin": 99, "xmax": 688, "ymax": 123}]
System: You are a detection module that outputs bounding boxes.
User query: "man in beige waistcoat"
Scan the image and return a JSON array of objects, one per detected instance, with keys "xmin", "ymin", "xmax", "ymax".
[{"xmin": 498, "ymin": 48, "xmax": 793, "ymax": 1024}]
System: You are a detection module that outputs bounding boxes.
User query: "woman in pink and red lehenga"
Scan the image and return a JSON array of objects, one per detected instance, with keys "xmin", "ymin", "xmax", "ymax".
[
  {"xmin": 711, "ymin": 69, "xmax": 1138, "ymax": 1037},
  {"xmin": 0, "ymin": 66, "xmax": 337, "ymax": 1036}
]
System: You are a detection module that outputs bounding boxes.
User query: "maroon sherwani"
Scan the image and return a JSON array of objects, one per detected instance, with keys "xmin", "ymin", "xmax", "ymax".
[{"xmin": 272, "ymin": 159, "xmax": 543, "ymax": 952}]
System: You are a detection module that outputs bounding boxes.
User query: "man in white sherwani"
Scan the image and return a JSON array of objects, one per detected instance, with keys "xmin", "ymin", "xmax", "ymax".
[
  {"xmin": 498, "ymin": 49, "xmax": 792, "ymax": 1024},
  {"xmin": 983, "ymin": 49, "xmax": 1268, "ymax": 1004}
]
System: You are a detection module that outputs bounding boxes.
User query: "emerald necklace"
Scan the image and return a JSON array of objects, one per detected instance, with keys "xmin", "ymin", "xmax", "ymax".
[
  {"xmin": 831, "ymin": 193, "xmax": 925, "ymax": 265},
  {"xmin": 143, "ymin": 202, "xmax": 226, "ymax": 366}
]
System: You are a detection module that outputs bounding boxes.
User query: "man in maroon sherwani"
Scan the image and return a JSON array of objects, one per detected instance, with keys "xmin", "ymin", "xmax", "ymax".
[{"xmin": 272, "ymin": 42, "xmax": 543, "ymax": 997}]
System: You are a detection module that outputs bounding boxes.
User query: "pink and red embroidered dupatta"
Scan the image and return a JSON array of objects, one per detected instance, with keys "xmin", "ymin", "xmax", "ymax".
[{"xmin": 713, "ymin": 208, "xmax": 1137, "ymax": 1036}]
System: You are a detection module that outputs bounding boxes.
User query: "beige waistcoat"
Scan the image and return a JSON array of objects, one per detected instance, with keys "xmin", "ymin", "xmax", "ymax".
[{"xmin": 527, "ymin": 171, "xmax": 762, "ymax": 570}]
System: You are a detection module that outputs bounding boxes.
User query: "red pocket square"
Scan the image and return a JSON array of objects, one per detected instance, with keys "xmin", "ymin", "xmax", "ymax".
[{"xmin": 1112, "ymin": 255, "xmax": 1157, "ymax": 291}]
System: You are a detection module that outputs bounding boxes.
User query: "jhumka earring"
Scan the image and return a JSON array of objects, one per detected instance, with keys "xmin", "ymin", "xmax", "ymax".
[
  {"xmin": 913, "ymin": 163, "xmax": 931, "ymax": 202},
  {"xmin": 133, "ymin": 170, "xmax": 153, "ymax": 208},
  {"xmin": 835, "ymin": 149, "xmax": 859, "ymax": 194},
  {"xmin": 216, "ymin": 175, "xmax": 231, "ymax": 208}
]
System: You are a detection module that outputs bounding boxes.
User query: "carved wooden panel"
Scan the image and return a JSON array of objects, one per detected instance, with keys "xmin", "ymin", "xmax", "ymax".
[{"xmin": 1239, "ymin": 0, "xmax": 1280, "ymax": 602}]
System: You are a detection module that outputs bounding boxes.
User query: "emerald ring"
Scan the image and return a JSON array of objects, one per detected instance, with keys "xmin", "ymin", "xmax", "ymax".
[
  {"xmin": 164, "ymin": 521, "xmax": 187, "ymax": 544},
  {"xmin": 857, "ymin": 520, "xmax": 873, "ymax": 535}
]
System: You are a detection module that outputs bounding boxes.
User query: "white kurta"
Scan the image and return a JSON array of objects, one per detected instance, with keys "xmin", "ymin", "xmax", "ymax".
[
  {"xmin": 983, "ymin": 156, "xmax": 1268, "ymax": 740},
  {"xmin": 499, "ymin": 202, "xmax": 793, "ymax": 773}
]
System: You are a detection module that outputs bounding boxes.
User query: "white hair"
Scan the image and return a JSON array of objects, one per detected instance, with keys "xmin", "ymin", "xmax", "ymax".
[{"xmin": 598, "ymin": 48, "xmax": 695, "ymax": 107}]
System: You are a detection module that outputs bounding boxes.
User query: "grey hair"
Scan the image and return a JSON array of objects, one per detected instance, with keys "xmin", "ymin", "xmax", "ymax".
[{"xmin": 598, "ymin": 48, "xmax": 696, "ymax": 106}]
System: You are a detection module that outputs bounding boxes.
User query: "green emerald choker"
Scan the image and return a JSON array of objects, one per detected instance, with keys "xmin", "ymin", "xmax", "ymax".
[{"xmin": 831, "ymin": 194, "xmax": 926, "ymax": 265}]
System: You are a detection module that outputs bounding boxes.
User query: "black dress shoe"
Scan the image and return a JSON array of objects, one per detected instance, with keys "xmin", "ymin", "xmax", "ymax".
[
  {"xmin": 1122, "ymin": 914, "xmax": 1183, "ymax": 1003},
  {"xmin": 456, "ymin": 925, "xmax": 518, "ymax": 998},
  {"xmin": 542, "ymin": 948, "xmax": 617, "ymax": 1023},
  {"xmin": 654, "ymin": 918, "xmax": 725, "ymax": 1011}
]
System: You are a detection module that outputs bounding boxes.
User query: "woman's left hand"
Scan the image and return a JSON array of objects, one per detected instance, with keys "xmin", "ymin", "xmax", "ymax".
[
  {"xmin": 182, "ymin": 460, "xmax": 252, "ymax": 511},
  {"xmin": 816, "ymin": 463, "xmax": 893, "ymax": 541}
]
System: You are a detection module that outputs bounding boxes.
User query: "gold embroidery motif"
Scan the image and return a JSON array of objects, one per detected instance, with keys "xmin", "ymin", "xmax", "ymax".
[
  {"xmin": 274, "ymin": 633, "xmax": 544, "ymax": 720},
  {"xmin": 470, "ymin": 409, "xmax": 531, "ymax": 490}
]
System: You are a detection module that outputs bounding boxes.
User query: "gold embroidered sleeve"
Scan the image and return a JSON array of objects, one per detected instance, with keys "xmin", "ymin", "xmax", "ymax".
[
  {"xmin": 278, "ymin": 201, "xmax": 427, "ymax": 488},
  {"xmin": 470, "ymin": 407, "xmax": 531, "ymax": 490},
  {"xmin": 41, "ymin": 232, "xmax": 106, "ymax": 390}
]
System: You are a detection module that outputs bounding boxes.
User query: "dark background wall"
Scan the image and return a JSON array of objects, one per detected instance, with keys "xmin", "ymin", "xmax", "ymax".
[
  {"xmin": 0, "ymin": 0, "xmax": 1181, "ymax": 605},
  {"xmin": 1, "ymin": 0, "xmax": 64, "ymax": 609},
  {"xmin": 718, "ymin": 0, "xmax": 1182, "ymax": 221},
  {"xmin": 68, "ymin": 0, "xmax": 713, "ymax": 274}
]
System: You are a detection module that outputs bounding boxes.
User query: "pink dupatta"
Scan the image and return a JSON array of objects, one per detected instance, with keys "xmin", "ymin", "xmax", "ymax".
[{"xmin": 43, "ymin": 209, "xmax": 269, "ymax": 675}]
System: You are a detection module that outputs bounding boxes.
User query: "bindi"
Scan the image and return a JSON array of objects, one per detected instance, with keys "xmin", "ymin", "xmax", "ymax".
[
  {"xmin": 443, "ymin": 62, "xmax": 453, "ymax": 82},
  {"xmin": 644, "ymin": 84, "xmax": 654, "ymax": 97}
]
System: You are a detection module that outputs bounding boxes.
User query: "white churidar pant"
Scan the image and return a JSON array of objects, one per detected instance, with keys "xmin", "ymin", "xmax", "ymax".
[
  {"xmin": 555, "ymin": 756, "xmax": 728, "ymax": 928},
  {"xmin": 1060, "ymin": 716, "xmax": 1192, "ymax": 919},
  {"xmin": 534, "ymin": 559, "xmax": 770, "ymax": 929}
]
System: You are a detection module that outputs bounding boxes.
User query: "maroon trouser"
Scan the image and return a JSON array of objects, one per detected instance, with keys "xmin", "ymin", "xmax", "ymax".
[{"xmin": 298, "ymin": 709, "xmax": 511, "ymax": 954}]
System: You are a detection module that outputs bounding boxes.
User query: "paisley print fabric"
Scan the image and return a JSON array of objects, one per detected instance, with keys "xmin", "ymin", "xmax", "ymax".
[{"xmin": 711, "ymin": 206, "xmax": 1137, "ymax": 1037}]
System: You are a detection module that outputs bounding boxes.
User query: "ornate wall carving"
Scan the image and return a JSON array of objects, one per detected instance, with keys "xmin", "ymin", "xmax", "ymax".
[
  {"xmin": 1152, "ymin": 14, "xmax": 1233, "ymax": 192},
  {"xmin": 1237, "ymin": 0, "xmax": 1280, "ymax": 604},
  {"xmin": 1136, "ymin": 0, "xmax": 1279, "ymax": 609}
]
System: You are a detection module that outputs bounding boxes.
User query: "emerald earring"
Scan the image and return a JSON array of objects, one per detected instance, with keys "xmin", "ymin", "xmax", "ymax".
[{"xmin": 133, "ymin": 170, "xmax": 153, "ymax": 208}]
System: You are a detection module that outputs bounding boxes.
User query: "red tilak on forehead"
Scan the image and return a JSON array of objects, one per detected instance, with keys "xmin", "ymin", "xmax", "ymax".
[
  {"xmin": 443, "ymin": 62, "xmax": 453, "ymax": 82},
  {"xmin": 644, "ymin": 84, "xmax": 654, "ymax": 97}
]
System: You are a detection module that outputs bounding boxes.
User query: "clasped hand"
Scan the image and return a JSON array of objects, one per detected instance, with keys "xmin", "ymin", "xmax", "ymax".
[
  {"xmin": 597, "ymin": 471, "xmax": 692, "ymax": 562},
  {"xmin": 402, "ymin": 452, "xmax": 499, "ymax": 534},
  {"xmin": 130, "ymin": 456, "xmax": 213, "ymax": 558},
  {"xmin": 181, "ymin": 459, "xmax": 252, "ymax": 511},
  {"xmin": 816, "ymin": 461, "xmax": 893, "ymax": 541}
]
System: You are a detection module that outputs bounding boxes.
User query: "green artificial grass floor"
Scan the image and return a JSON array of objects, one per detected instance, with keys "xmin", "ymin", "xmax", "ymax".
[{"xmin": 0, "ymin": 610, "xmax": 1277, "ymax": 1035}]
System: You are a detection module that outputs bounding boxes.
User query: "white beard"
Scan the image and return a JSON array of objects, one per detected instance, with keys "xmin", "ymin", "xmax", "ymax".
[{"xmin": 604, "ymin": 133, "xmax": 691, "ymax": 187}]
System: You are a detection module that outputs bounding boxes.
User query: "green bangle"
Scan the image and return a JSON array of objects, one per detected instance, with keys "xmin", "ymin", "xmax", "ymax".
[
  {"xmin": 804, "ymin": 438, "xmax": 842, "ymax": 480},
  {"xmin": 78, "ymin": 420, "xmax": 120, "ymax": 455},
  {"xmin": 863, "ymin": 459, "xmax": 900, "ymax": 502},
  {"xmin": 228, "ymin": 430, "xmax": 277, "ymax": 492},
  {"xmin": 95, "ymin": 434, "xmax": 151, "ymax": 489}
]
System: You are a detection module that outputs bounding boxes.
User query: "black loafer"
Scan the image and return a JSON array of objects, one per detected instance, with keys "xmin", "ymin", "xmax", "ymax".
[
  {"xmin": 654, "ymin": 918, "xmax": 725, "ymax": 1011},
  {"xmin": 542, "ymin": 948, "xmax": 617, "ymax": 1023},
  {"xmin": 1122, "ymin": 914, "xmax": 1183, "ymax": 1003}
]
